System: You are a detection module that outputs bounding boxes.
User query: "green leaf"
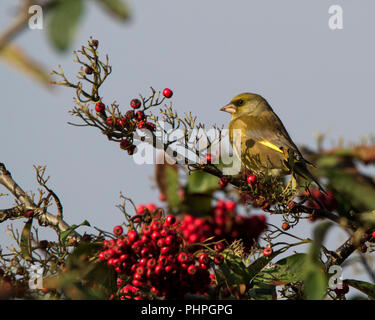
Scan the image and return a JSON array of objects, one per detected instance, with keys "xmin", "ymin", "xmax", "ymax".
[
  {"xmin": 303, "ymin": 222, "xmax": 331, "ymax": 300},
  {"xmin": 48, "ymin": 0, "xmax": 84, "ymax": 51},
  {"xmin": 219, "ymin": 252, "xmax": 252, "ymax": 286},
  {"xmin": 309, "ymin": 222, "xmax": 332, "ymax": 261},
  {"xmin": 345, "ymin": 279, "xmax": 375, "ymax": 299},
  {"xmin": 20, "ymin": 219, "xmax": 33, "ymax": 261},
  {"xmin": 253, "ymin": 253, "xmax": 307, "ymax": 286},
  {"xmin": 220, "ymin": 249, "xmax": 284, "ymax": 287},
  {"xmin": 60, "ymin": 220, "xmax": 90, "ymax": 244},
  {"xmin": 165, "ymin": 166, "xmax": 180, "ymax": 211},
  {"xmin": 304, "ymin": 263, "xmax": 327, "ymax": 300},
  {"xmin": 0, "ymin": 44, "xmax": 52, "ymax": 87},
  {"xmin": 96, "ymin": 0, "xmax": 130, "ymax": 20},
  {"xmin": 63, "ymin": 242, "xmax": 116, "ymax": 299},
  {"xmin": 187, "ymin": 170, "xmax": 219, "ymax": 194},
  {"xmin": 246, "ymin": 249, "xmax": 285, "ymax": 281}
]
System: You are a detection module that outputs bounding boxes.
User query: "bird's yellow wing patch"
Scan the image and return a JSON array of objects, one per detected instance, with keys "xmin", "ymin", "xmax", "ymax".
[{"xmin": 259, "ymin": 140, "xmax": 283, "ymax": 153}]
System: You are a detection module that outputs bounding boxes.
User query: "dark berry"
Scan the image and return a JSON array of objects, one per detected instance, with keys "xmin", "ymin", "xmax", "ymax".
[{"xmin": 130, "ymin": 99, "xmax": 141, "ymax": 109}]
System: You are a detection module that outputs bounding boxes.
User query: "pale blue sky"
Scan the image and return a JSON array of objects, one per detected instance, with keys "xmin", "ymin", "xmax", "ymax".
[{"xmin": 1, "ymin": 0, "xmax": 374, "ymax": 292}]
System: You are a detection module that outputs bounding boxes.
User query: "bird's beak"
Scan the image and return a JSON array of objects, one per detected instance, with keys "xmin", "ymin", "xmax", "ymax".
[{"xmin": 220, "ymin": 103, "xmax": 236, "ymax": 114}]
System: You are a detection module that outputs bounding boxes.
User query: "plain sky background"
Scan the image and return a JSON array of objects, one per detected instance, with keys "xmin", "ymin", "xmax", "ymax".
[{"xmin": 1, "ymin": 0, "xmax": 374, "ymax": 294}]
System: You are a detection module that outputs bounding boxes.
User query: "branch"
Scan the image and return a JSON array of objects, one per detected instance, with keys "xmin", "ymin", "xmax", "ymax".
[
  {"xmin": 325, "ymin": 231, "xmax": 369, "ymax": 269},
  {"xmin": 0, "ymin": 163, "xmax": 81, "ymax": 241}
]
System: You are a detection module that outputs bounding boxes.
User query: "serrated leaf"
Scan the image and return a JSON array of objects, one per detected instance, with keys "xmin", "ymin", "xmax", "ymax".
[
  {"xmin": 96, "ymin": 0, "xmax": 130, "ymax": 20},
  {"xmin": 187, "ymin": 170, "xmax": 219, "ymax": 194},
  {"xmin": 0, "ymin": 44, "xmax": 52, "ymax": 87},
  {"xmin": 20, "ymin": 219, "xmax": 33, "ymax": 261},
  {"xmin": 60, "ymin": 220, "xmax": 90, "ymax": 244},
  {"xmin": 48, "ymin": 0, "xmax": 84, "ymax": 51},
  {"xmin": 345, "ymin": 279, "xmax": 375, "ymax": 299}
]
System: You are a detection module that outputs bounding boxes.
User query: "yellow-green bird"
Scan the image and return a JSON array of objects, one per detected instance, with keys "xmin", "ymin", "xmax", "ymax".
[{"xmin": 220, "ymin": 92, "xmax": 326, "ymax": 193}]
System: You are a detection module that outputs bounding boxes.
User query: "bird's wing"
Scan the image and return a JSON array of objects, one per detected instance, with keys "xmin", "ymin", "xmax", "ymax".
[{"xmin": 230, "ymin": 111, "xmax": 304, "ymax": 159}]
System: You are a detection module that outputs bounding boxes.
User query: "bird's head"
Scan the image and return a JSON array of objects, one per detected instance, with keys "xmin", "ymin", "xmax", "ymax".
[{"xmin": 220, "ymin": 93, "xmax": 268, "ymax": 118}]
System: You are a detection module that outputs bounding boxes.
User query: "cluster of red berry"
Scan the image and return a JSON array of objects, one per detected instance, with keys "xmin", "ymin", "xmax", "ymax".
[
  {"xmin": 178, "ymin": 200, "xmax": 266, "ymax": 250},
  {"xmin": 94, "ymin": 88, "xmax": 173, "ymax": 155},
  {"xmin": 98, "ymin": 213, "xmax": 216, "ymax": 299}
]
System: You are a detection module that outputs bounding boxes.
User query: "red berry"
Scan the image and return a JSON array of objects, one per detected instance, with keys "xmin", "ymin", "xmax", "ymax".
[
  {"xmin": 130, "ymin": 98, "xmax": 141, "ymax": 109},
  {"xmin": 247, "ymin": 174, "xmax": 256, "ymax": 184},
  {"xmin": 198, "ymin": 253, "xmax": 210, "ymax": 265},
  {"xmin": 372, "ymin": 231, "xmax": 375, "ymax": 239},
  {"xmin": 106, "ymin": 117, "xmax": 114, "ymax": 126},
  {"xmin": 282, "ymin": 222, "xmax": 290, "ymax": 231},
  {"xmin": 154, "ymin": 265, "xmax": 164, "ymax": 276},
  {"xmin": 214, "ymin": 254, "xmax": 224, "ymax": 265},
  {"xmin": 136, "ymin": 110, "xmax": 145, "ymax": 121},
  {"xmin": 113, "ymin": 225, "xmax": 123, "ymax": 236},
  {"xmin": 151, "ymin": 231, "xmax": 160, "ymax": 241},
  {"xmin": 95, "ymin": 103, "xmax": 105, "ymax": 113},
  {"xmin": 140, "ymin": 247, "xmax": 150, "ymax": 257},
  {"xmin": 98, "ymin": 251, "xmax": 106, "ymax": 261},
  {"xmin": 136, "ymin": 266, "xmax": 145, "ymax": 275},
  {"xmin": 127, "ymin": 230, "xmax": 138, "ymax": 243},
  {"xmin": 206, "ymin": 153, "xmax": 212, "ymax": 164},
  {"xmin": 160, "ymin": 246, "xmax": 171, "ymax": 255},
  {"xmin": 219, "ymin": 177, "xmax": 228, "ymax": 188},
  {"xmin": 137, "ymin": 205, "xmax": 146, "ymax": 215},
  {"xmin": 116, "ymin": 117, "xmax": 127, "ymax": 127},
  {"xmin": 156, "ymin": 238, "xmax": 165, "ymax": 248},
  {"xmin": 334, "ymin": 282, "xmax": 349, "ymax": 296},
  {"xmin": 214, "ymin": 242, "xmax": 225, "ymax": 253},
  {"xmin": 165, "ymin": 214, "xmax": 176, "ymax": 226},
  {"xmin": 165, "ymin": 235, "xmax": 175, "ymax": 246},
  {"xmin": 225, "ymin": 201, "xmax": 236, "ymax": 211},
  {"xmin": 162, "ymin": 88, "xmax": 173, "ymax": 98},
  {"xmin": 85, "ymin": 66, "xmax": 93, "ymax": 75},
  {"xmin": 125, "ymin": 110, "xmax": 135, "ymax": 120},
  {"xmin": 178, "ymin": 252, "xmax": 188, "ymax": 264},
  {"xmin": 187, "ymin": 265, "xmax": 197, "ymax": 275},
  {"xmin": 24, "ymin": 210, "xmax": 34, "ymax": 219},
  {"xmin": 263, "ymin": 246, "xmax": 273, "ymax": 257},
  {"xmin": 147, "ymin": 258, "xmax": 157, "ymax": 268},
  {"xmin": 137, "ymin": 121, "xmax": 146, "ymax": 129}
]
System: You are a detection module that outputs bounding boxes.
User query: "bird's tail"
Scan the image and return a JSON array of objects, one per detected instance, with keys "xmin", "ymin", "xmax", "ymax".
[{"xmin": 294, "ymin": 162, "xmax": 327, "ymax": 195}]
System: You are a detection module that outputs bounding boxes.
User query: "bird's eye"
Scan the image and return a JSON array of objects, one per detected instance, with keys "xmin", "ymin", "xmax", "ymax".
[{"xmin": 236, "ymin": 99, "xmax": 244, "ymax": 106}]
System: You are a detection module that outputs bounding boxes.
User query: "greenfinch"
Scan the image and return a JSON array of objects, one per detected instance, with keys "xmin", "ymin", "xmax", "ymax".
[{"xmin": 220, "ymin": 92, "xmax": 325, "ymax": 193}]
